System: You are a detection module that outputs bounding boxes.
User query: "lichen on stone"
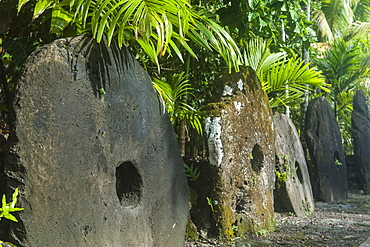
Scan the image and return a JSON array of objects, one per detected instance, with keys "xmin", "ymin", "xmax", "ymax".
[{"xmin": 205, "ymin": 117, "xmax": 224, "ymax": 167}]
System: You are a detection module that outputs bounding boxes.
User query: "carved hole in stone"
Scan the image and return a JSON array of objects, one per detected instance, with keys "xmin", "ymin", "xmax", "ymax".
[
  {"xmin": 251, "ymin": 144, "xmax": 264, "ymax": 173},
  {"xmin": 116, "ymin": 161, "xmax": 143, "ymax": 207},
  {"xmin": 295, "ymin": 161, "xmax": 304, "ymax": 184}
]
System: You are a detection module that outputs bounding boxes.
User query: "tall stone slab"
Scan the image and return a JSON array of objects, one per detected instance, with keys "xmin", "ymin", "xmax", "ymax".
[
  {"xmin": 273, "ymin": 113, "xmax": 314, "ymax": 217},
  {"xmin": 352, "ymin": 90, "xmax": 370, "ymax": 194},
  {"xmin": 5, "ymin": 35, "xmax": 188, "ymax": 246},
  {"xmin": 204, "ymin": 67, "xmax": 275, "ymax": 240},
  {"xmin": 305, "ymin": 97, "xmax": 347, "ymax": 203}
]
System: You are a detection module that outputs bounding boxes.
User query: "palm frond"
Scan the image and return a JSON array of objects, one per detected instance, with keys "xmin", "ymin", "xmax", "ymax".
[
  {"xmin": 313, "ymin": 9, "xmax": 335, "ymax": 43},
  {"xmin": 18, "ymin": 0, "xmax": 241, "ymax": 71},
  {"xmin": 324, "ymin": 0, "xmax": 353, "ymax": 36},
  {"xmin": 50, "ymin": 6, "xmax": 74, "ymax": 34},
  {"xmin": 265, "ymin": 58, "xmax": 327, "ymax": 93},
  {"xmin": 343, "ymin": 21, "xmax": 370, "ymax": 42},
  {"xmin": 263, "ymin": 57, "xmax": 328, "ymax": 107},
  {"xmin": 315, "ymin": 38, "xmax": 363, "ymax": 91},
  {"xmin": 241, "ymin": 38, "xmax": 287, "ymax": 80},
  {"xmin": 152, "ymin": 73, "xmax": 203, "ymax": 135},
  {"xmin": 314, "ymin": 0, "xmax": 370, "ymax": 43},
  {"xmin": 352, "ymin": 0, "xmax": 370, "ymax": 22}
]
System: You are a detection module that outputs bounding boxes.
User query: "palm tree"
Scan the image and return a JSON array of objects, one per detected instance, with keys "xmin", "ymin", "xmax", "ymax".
[
  {"xmin": 18, "ymin": 0, "xmax": 241, "ymax": 71},
  {"xmin": 315, "ymin": 39, "xmax": 369, "ymax": 116},
  {"xmin": 314, "ymin": 38, "xmax": 370, "ymax": 153}
]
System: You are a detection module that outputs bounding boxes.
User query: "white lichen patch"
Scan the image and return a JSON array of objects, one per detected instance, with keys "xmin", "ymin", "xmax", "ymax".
[
  {"xmin": 237, "ymin": 79, "xmax": 244, "ymax": 91},
  {"xmin": 205, "ymin": 117, "xmax": 224, "ymax": 167},
  {"xmin": 223, "ymin": 85, "xmax": 233, "ymax": 96},
  {"xmin": 234, "ymin": 101, "xmax": 242, "ymax": 115}
]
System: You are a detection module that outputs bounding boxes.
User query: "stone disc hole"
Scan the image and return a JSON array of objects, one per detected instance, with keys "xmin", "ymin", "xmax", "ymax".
[
  {"xmin": 116, "ymin": 161, "xmax": 143, "ymax": 207},
  {"xmin": 251, "ymin": 144, "xmax": 264, "ymax": 173}
]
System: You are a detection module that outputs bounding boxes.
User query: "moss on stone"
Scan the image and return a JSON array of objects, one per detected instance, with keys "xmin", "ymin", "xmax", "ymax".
[
  {"xmin": 185, "ymin": 219, "xmax": 199, "ymax": 241},
  {"xmin": 216, "ymin": 198, "xmax": 235, "ymax": 241},
  {"xmin": 235, "ymin": 190, "xmax": 276, "ymax": 236},
  {"xmin": 206, "ymin": 102, "xmax": 228, "ymax": 118}
]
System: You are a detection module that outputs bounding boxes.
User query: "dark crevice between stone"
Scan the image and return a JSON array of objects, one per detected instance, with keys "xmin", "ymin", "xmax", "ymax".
[
  {"xmin": 295, "ymin": 161, "xmax": 304, "ymax": 184},
  {"xmin": 333, "ymin": 151, "xmax": 340, "ymax": 165}
]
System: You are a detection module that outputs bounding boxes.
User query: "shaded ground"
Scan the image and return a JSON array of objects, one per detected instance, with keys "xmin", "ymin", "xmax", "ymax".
[{"xmin": 186, "ymin": 192, "xmax": 370, "ymax": 247}]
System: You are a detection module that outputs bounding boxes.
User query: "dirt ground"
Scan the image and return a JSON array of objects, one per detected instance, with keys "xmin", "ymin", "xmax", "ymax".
[{"xmin": 186, "ymin": 192, "xmax": 370, "ymax": 247}]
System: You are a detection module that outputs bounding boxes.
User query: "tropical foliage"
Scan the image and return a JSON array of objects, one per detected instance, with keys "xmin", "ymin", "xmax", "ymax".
[
  {"xmin": 152, "ymin": 72, "xmax": 202, "ymax": 136},
  {"xmin": 152, "ymin": 72, "xmax": 203, "ymax": 156},
  {"xmin": 18, "ymin": 0, "xmax": 241, "ymax": 71},
  {"xmin": 1, "ymin": 0, "xmax": 369, "ymax": 158},
  {"xmin": 313, "ymin": 0, "xmax": 370, "ymax": 43},
  {"xmin": 215, "ymin": 0, "xmax": 313, "ymax": 53},
  {"xmin": 242, "ymin": 38, "xmax": 328, "ymax": 108}
]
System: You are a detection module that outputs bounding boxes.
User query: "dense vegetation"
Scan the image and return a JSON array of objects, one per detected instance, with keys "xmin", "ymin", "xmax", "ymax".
[{"xmin": 1, "ymin": 0, "xmax": 369, "ymax": 159}]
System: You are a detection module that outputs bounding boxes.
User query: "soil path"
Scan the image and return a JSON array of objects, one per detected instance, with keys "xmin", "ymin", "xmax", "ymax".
[{"xmin": 186, "ymin": 193, "xmax": 370, "ymax": 247}]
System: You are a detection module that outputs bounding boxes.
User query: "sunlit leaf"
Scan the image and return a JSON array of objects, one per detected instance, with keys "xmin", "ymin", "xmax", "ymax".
[{"xmin": 33, "ymin": 0, "xmax": 55, "ymax": 19}]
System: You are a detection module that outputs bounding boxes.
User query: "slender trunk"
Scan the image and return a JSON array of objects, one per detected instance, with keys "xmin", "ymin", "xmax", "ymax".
[
  {"xmin": 178, "ymin": 52, "xmax": 191, "ymax": 157},
  {"xmin": 300, "ymin": 0, "xmax": 311, "ymax": 156},
  {"xmin": 281, "ymin": 19, "xmax": 290, "ymax": 117},
  {"xmin": 179, "ymin": 121, "xmax": 186, "ymax": 157},
  {"xmin": 302, "ymin": 0, "xmax": 311, "ymax": 111}
]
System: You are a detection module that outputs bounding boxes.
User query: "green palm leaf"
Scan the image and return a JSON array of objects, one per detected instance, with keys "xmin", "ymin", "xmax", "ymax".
[{"xmin": 343, "ymin": 22, "xmax": 370, "ymax": 42}]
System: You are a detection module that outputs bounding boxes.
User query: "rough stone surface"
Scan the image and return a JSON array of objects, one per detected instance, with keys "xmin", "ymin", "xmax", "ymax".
[
  {"xmin": 352, "ymin": 90, "xmax": 370, "ymax": 194},
  {"xmin": 201, "ymin": 67, "xmax": 276, "ymax": 240},
  {"xmin": 273, "ymin": 113, "xmax": 314, "ymax": 217},
  {"xmin": 305, "ymin": 97, "xmax": 347, "ymax": 203},
  {"xmin": 5, "ymin": 35, "xmax": 188, "ymax": 247}
]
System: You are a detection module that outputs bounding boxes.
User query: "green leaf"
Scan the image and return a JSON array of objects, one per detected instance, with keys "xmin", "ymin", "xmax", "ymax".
[
  {"xmin": 33, "ymin": 0, "xmax": 55, "ymax": 19},
  {"xmin": 51, "ymin": 7, "xmax": 73, "ymax": 34},
  {"xmin": 0, "ymin": 188, "xmax": 24, "ymax": 223},
  {"xmin": 18, "ymin": 0, "xmax": 32, "ymax": 12}
]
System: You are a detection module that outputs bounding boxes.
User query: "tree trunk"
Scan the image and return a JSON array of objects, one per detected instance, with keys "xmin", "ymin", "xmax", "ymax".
[{"xmin": 178, "ymin": 121, "xmax": 186, "ymax": 157}]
